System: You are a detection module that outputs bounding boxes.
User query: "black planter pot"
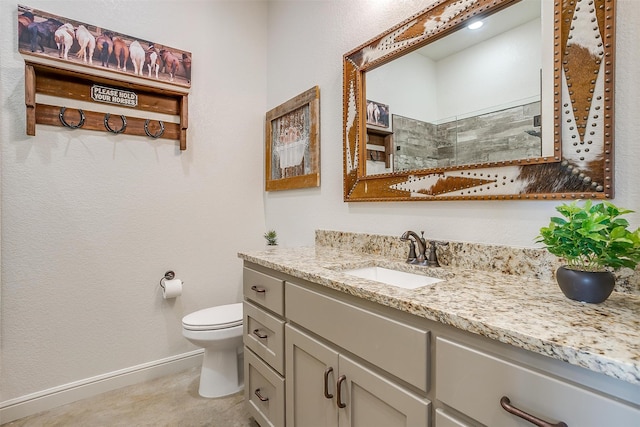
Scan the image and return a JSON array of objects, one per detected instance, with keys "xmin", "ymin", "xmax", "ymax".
[{"xmin": 555, "ymin": 266, "xmax": 615, "ymax": 303}]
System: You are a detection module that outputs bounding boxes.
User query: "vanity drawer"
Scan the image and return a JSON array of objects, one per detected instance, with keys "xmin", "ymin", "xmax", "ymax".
[
  {"xmin": 436, "ymin": 337, "xmax": 640, "ymax": 427},
  {"xmin": 243, "ymin": 267, "xmax": 284, "ymax": 316},
  {"xmin": 286, "ymin": 282, "xmax": 429, "ymax": 392},
  {"xmin": 243, "ymin": 301, "xmax": 285, "ymax": 375},
  {"xmin": 244, "ymin": 348, "xmax": 285, "ymax": 427}
]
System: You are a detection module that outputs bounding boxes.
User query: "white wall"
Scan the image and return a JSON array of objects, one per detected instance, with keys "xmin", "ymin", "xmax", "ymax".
[
  {"xmin": 436, "ymin": 18, "xmax": 541, "ymax": 119},
  {"xmin": 1, "ymin": 0, "xmax": 267, "ymax": 404},
  {"xmin": 366, "ymin": 51, "xmax": 438, "ymax": 123},
  {"xmin": 366, "ymin": 17, "xmax": 541, "ymax": 124},
  {"xmin": 264, "ymin": 0, "xmax": 640, "ymax": 249}
]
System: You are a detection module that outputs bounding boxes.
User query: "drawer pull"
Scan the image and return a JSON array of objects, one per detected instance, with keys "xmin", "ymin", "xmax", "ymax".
[
  {"xmin": 500, "ymin": 396, "xmax": 567, "ymax": 427},
  {"xmin": 252, "ymin": 329, "xmax": 268, "ymax": 339},
  {"xmin": 336, "ymin": 375, "xmax": 347, "ymax": 408},
  {"xmin": 323, "ymin": 367, "xmax": 334, "ymax": 399},
  {"xmin": 250, "ymin": 285, "xmax": 267, "ymax": 293},
  {"xmin": 254, "ymin": 388, "xmax": 269, "ymax": 402}
]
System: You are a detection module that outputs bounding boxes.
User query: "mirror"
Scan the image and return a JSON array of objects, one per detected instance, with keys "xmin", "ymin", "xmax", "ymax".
[
  {"xmin": 343, "ymin": 0, "xmax": 616, "ymax": 201},
  {"xmin": 365, "ymin": 0, "xmax": 547, "ymax": 174}
]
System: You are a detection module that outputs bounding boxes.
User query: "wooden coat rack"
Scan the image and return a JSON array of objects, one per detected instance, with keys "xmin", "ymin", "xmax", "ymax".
[{"xmin": 25, "ymin": 61, "xmax": 189, "ymax": 150}]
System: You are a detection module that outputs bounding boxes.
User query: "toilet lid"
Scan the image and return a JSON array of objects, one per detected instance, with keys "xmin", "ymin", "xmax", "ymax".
[{"xmin": 182, "ymin": 303, "xmax": 243, "ymax": 331}]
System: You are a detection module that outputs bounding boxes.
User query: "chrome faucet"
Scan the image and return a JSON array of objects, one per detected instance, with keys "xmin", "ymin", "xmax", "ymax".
[{"xmin": 400, "ymin": 231, "xmax": 427, "ymax": 265}]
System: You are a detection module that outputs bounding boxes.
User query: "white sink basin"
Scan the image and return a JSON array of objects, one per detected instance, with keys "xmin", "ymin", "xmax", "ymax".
[{"xmin": 342, "ymin": 266, "xmax": 443, "ymax": 289}]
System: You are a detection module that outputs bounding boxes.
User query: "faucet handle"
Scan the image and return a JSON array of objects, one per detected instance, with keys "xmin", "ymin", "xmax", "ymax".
[
  {"xmin": 406, "ymin": 239, "xmax": 417, "ymax": 263},
  {"xmin": 415, "ymin": 231, "xmax": 426, "ymax": 247},
  {"xmin": 426, "ymin": 240, "xmax": 447, "ymax": 267}
]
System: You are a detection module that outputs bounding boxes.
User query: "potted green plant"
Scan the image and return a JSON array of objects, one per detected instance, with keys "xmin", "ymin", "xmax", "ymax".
[
  {"xmin": 537, "ymin": 200, "xmax": 640, "ymax": 303},
  {"xmin": 264, "ymin": 230, "xmax": 278, "ymax": 248}
]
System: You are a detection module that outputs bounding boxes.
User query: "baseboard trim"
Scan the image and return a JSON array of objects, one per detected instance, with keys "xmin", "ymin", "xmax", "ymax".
[{"xmin": 0, "ymin": 349, "xmax": 204, "ymax": 424}]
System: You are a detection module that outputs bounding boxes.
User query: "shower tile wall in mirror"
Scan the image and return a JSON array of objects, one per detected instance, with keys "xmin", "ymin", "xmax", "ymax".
[
  {"xmin": 375, "ymin": 103, "xmax": 541, "ymax": 173},
  {"xmin": 343, "ymin": 0, "xmax": 616, "ymax": 201}
]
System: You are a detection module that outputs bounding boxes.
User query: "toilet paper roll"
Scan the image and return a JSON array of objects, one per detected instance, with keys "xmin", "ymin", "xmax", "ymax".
[{"xmin": 162, "ymin": 278, "xmax": 182, "ymax": 299}]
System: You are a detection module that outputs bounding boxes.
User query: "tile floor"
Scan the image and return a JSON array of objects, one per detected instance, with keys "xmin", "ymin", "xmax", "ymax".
[{"xmin": 3, "ymin": 367, "xmax": 257, "ymax": 427}]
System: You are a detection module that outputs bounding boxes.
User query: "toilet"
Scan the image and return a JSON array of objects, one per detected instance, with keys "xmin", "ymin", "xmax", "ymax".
[{"xmin": 182, "ymin": 302, "xmax": 244, "ymax": 398}]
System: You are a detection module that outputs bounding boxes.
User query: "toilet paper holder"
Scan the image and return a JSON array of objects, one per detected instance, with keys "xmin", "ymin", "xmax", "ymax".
[{"xmin": 160, "ymin": 270, "xmax": 176, "ymax": 289}]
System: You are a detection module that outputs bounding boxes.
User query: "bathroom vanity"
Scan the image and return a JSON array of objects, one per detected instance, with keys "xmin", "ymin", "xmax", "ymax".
[{"xmin": 239, "ymin": 234, "xmax": 639, "ymax": 427}]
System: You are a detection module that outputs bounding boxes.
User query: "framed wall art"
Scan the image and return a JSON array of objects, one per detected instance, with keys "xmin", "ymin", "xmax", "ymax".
[
  {"xmin": 265, "ymin": 86, "xmax": 320, "ymax": 191},
  {"xmin": 17, "ymin": 5, "xmax": 192, "ymax": 89},
  {"xmin": 366, "ymin": 100, "xmax": 389, "ymax": 129}
]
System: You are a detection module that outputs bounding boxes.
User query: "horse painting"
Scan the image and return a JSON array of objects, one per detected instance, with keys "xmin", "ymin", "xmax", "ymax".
[
  {"xmin": 159, "ymin": 49, "xmax": 180, "ymax": 82},
  {"xmin": 18, "ymin": 7, "xmax": 192, "ymax": 87},
  {"xmin": 74, "ymin": 25, "xmax": 95, "ymax": 64},
  {"xmin": 366, "ymin": 101, "xmax": 380, "ymax": 125},
  {"xmin": 18, "ymin": 11, "xmax": 34, "ymax": 43},
  {"xmin": 95, "ymin": 32, "xmax": 113, "ymax": 67},
  {"xmin": 145, "ymin": 44, "xmax": 160, "ymax": 79},
  {"xmin": 182, "ymin": 53, "xmax": 192, "ymax": 83},
  {"xmin": 54, "ymin": 23, "xmax": 75, "ymax": 60},
  {"xmin": 27, "ymin": 18, "xmax": 62, "ymax": 53},
  {"xmin": 129, "ymin": 40, "xmax": 146, "ymax": 76},
  {"xmin": 112, "ymin": 37, "xmax": 129, "ymax": 71}
]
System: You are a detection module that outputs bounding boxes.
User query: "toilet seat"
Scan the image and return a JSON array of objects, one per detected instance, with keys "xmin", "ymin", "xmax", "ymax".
[{"xmin": 182, "ymin": 302, "xmax": 243, "ymax": 331}]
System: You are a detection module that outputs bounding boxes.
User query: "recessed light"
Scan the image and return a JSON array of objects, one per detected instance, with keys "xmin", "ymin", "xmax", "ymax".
[{"xmin": 468, "ymin": 21, "xmax": 483, "ymax": 30}]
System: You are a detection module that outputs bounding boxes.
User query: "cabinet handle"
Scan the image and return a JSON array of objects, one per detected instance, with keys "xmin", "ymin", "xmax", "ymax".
[
  {"xmin": 336, "ymin": 375, "xmax": 347, "ymax": 408},
  {"xmin": 250, "ymin": 285, "xmax": 266, "ymax": 293},
  {"xmin": 253, "ymin": 329, "xmax": 268, "ymax": 339},
  {"xmin": 254, "ymin": 388, "xmax": 269, "ymax": 402},
  {"xmin": 323, "ymin": 367, "xmax": 334, "ymax": 399},
  {"xmin": 500, "ymin": 396, "xmax": 567, "ymax": 427}
]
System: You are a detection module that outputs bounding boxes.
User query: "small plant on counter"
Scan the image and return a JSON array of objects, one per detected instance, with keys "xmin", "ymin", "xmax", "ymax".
[
  {"xmin": 537, "ymin": 200, "xmax": 640, "ymax": 303},
  {"xmin": 264, "ymin": 230, "xmax": 278, "ymax": 246},
  {"xmin": 537, "ymin": 200, "xmax": 640, "ymax": 272}
]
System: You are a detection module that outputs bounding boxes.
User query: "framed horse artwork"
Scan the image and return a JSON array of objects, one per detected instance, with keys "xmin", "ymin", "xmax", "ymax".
[
  {"xmin": 17, "ymin": 4, "xmax": 192, "ymax": 89},
  {"xmin": 366, "ymin": 100, "xmax": 390, "ymax": 129}
]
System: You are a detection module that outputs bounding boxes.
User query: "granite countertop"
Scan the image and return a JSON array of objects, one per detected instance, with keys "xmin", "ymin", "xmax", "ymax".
[{"xmin": 238, "ymin": 245, "xmax": 640, "ymax": 386}]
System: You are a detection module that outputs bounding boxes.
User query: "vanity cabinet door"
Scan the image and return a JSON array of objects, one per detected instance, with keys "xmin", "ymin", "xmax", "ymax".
[
  {"xmin": 436, "ymin": 337, "xmax": 640, "ymax": 427},
  {"xmin": 286, "ymin": 324, "xmax": 340, "ymax": 427},
  {"xmin": 286, "ymin": 325, "xmax": 430, "ymax": 427},
  {"xmin": 338, "ymin": 354, "xmax": 431, "ymax": 427}
]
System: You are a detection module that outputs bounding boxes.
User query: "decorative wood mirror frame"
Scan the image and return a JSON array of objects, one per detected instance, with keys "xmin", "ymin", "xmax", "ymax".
[{"xmin": 343, "ymin": 0, "xmax": 616, "ymax": 201}]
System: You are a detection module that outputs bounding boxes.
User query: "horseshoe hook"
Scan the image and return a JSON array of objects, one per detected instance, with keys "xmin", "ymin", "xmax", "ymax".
[
  {"xmin": 59, "ymin": 107, "xmax": 85, "ymax": 129},
  {"xmin": 104, "ymin": 113, "xmax": 127, "ymax": 134},
  {"xmin": 144, "ymin": 119, "xmax": 165, "ymax": 139}
]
